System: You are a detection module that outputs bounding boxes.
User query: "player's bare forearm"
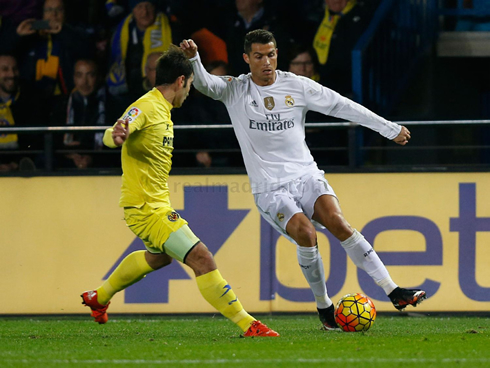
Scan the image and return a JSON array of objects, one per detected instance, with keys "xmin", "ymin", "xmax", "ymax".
[
  {"xmin": 393, "ymin": 126, "xmax": 411, "ymax": 145},
  {"xmin": 180, "ymin": 39, "xmax": 198, "ymax": 59}
]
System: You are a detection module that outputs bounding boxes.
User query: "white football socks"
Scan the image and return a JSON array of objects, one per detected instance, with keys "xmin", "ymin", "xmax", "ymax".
[
  {"xmin": 296, "ymin": 245, "xmax": 332, "ymax": 309},
  {"xmin": 340, "ymin": 229, "xmax": 397, "ymax": 295}
]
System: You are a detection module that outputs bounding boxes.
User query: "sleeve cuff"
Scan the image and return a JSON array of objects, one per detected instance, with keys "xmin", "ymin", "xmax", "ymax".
[{"xmin": 189, "ymin": 53, "xmax": 200, "ymax": 63}]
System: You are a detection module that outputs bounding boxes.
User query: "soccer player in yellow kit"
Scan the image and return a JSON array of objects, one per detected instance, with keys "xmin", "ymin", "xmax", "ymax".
[{"xmin": 81, "ymin": 46, "xmax": 278, "ymax": 337}]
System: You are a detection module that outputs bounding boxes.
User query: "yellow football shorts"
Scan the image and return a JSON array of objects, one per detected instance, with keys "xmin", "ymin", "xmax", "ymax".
[{"xmin": 124, "ymin": 204, "xmax": 200, "ymax": 263}]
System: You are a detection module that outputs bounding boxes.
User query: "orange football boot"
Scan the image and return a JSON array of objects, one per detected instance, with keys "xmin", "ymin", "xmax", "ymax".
[
  {"xmin": 243, "ymin": 320, "xmax": 280, "ymax": 337},
  {"xmin": 81, "ymin": 290, "xmax": 110, "ymax": 324}
]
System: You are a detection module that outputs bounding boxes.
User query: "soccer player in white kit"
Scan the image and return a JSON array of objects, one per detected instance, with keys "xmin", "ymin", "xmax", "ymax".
[{"xmin": 180, "ymin": 30, "xmax": 426, "ymax": 330}]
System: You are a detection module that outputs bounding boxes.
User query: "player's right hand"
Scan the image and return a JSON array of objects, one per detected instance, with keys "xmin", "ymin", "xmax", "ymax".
[
  {"xmin": 112, "ymin": 118, "xmax": 130, "ymax": 146},
  {"xmin": 393, "ymin": 125, "xmax": 411, "ymax": 145},
  {"xmin": 180, "ymin": 39, "xmax": 198, "ymax": 59}
]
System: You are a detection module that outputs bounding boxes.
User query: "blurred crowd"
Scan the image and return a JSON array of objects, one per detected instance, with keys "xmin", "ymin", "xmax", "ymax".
[{"xmin": 0, "ymin": 0, "xmax": 381, "ymax": 171}]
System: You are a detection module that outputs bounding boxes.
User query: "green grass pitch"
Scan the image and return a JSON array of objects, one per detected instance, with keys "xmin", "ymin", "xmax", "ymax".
[{"xmin": 0, "ymin": 314, "xmax": 489, "ymax": 367}]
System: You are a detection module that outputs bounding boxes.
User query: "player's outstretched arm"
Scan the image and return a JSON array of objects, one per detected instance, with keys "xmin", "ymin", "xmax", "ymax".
[
  {"xmin": 103, "ymin": 119, "xmax": 130, "ymax": 148},
  {"xmin": 180, "ymin": 39, "xmax": 231, "ymax": 102},
  {"xmin": 392, "ymin": 125, "xmax": 411, "ymax": 145},
  {"xmin": 180, "ymin": 39, "xmax": 198, "ymax": 59}
]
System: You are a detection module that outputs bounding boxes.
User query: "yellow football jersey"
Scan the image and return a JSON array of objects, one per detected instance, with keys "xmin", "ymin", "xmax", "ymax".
[{"xmin": 104, "ymin": 88, "xmax": 174, "ymax": 208}]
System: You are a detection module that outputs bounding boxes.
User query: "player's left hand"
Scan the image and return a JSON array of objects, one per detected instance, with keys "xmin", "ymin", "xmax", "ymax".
[
  {"xmin": 393, "ymin": 125, "xmax": 411, "ymax": 145},
  {"xmin": 112, "ymin": 118, "xmax": 130, "ymax": 146}
]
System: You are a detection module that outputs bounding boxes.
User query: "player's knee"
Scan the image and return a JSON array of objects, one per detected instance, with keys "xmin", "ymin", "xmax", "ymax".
[
  {"xmin": 185, "ymin": 242, "xmax": 217, "ymax": 276},
  {"xmin": 153, "ymin": 256, "xmax": 172, "ymax": 270},
  {"xmin": 287, "ymin": 214, "xmax": 316, "ymax": 246},
  {"xmin": 295, "ymin": 223, "xmax": 317, "ymax": 247},
  {"xmin": 146, "ymin": 252, "xmax": 172, "ymax": 270}
]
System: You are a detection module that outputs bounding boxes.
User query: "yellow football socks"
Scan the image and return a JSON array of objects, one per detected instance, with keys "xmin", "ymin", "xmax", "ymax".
[
  {"xmin": 196, "ymin": 269, "xmax": 255, "ymax": 332},
  {"xmin": 96, "ymin": 250, "xmax": 154, "ymax": 305}
]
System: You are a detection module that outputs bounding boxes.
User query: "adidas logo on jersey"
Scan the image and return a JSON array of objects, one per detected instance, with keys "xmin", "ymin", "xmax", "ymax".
[{"xmin": 250, "ymin": 100, "xmax": 258, "ymax": 107}]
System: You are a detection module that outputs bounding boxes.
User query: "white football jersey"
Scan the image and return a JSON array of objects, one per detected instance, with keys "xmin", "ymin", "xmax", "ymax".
[{"xmin": 190, "ymin": 53, "xmax": 401, "ymax": 193}]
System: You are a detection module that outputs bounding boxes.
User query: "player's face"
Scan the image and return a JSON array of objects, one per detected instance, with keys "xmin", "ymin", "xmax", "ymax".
[
  {"xmin": 73, "ymin": 61, "xmax": 97, "ymax": 96},
  {"xmin": 133, "ymin": 2, "xmax": 156, "ymax": 30},
  {"xmin": 174, "ymin": 74, "xmax": 194, "ymax": 108},
  {"xmin": 243, "ymin": 42, "xmax": 277, "ymax": 86},
  {"xmin": 0, "ymin": 56, "xmax": 19, "ymax": 96}
]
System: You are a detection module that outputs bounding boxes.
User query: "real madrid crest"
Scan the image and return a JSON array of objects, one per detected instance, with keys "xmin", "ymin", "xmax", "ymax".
[
  {"xmin": 264, "ymin": 96, "xmax": 275, "ymax": 110},
  {"xmin": 277, "ymin": 213, "xmax": 285, "ymax": 222},
  {"xmin": 285, "ymin": 95, "xmax": 295, "ymax": 107}
]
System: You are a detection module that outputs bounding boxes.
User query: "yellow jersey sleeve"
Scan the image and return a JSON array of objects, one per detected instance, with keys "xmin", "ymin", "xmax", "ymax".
[
  {"xmin": 103, "ymin": 128, "xmax": 117, "ymax": 148},
  {"xmin": 117, "ymin": 89, "xmax": 175, "ymax": 209}
]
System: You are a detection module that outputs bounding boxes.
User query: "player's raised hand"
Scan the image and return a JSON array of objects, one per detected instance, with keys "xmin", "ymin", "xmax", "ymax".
[
  {"xmin": 112, "ymin": 118, "xmax": 130, "ymax": 146},
  {"xmin": 393, "ymin": 125, "xmax": 411, "ymax": 145},
  {"xmin": 180, "ymin": 39, "xmax": 198, "ymax": 59}
]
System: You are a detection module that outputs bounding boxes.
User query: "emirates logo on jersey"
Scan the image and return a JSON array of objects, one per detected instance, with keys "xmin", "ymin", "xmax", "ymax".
[{"xmin": 264, "ymin": 97, "xmax": 275, "ymax": 110}]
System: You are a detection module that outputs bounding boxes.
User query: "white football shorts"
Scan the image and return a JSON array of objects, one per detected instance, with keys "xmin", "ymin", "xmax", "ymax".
[{"xmin": 253, "ymin": 170, "xmax": 337, "ymax": 244}]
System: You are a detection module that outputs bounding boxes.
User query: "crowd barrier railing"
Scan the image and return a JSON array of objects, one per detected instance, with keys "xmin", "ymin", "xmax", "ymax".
[{"xmin": 1, "ymin": 119, "xmax": 489, "ymax": 174}]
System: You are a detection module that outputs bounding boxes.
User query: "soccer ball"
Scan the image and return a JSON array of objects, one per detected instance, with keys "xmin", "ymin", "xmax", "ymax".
[{"xmin": 334, "ymin": 293, "xmax": 376, "ymax": 332}]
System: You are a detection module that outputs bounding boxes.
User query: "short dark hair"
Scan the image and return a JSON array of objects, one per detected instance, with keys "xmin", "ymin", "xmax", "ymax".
[
  {"xmin": 0, "ymin": 53, "xmax": 17, "ymax": 61},
  {"xmin": 75, "ymin": 58, "xmax": 98, "ymax": 71},
  {"xmin": 155, "ymin": 45, "xmax": 193, "ymax": 87},
  {"xmin": 286, "ymin": 43, "xmax": 319, "ymax": 69},
  {"xmin": 244, "ymin": 29, "xmax": 277, "ymax": 55}
]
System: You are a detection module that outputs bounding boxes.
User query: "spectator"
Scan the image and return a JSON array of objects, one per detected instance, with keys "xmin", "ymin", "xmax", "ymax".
[
  {"xmin": 0, "ymin": 54, "xmax": 20, "ymax": 170},
  {"xmin": 0, "ymin": 54, "xmax": 42, "ymax": 171},
  {"xmin": 106, "ymin": 0, "xmax": 175, "ymax": 101},
  {"xmin": 61, "ymin": 0, "xmax": 113, "ymax": 72},
  {"xmin": 218, "ymin": 0, "xmax": 292, "ymax": 75},
  {"xmin": 312, "ymin": 0, "xmax": 373, "ymax": 97},
  {"xmin": 164, "ymin": 0, "xmax": 230, "ymax": 66},
  {"xmin": 14, "ymin": 0, "xmax": 93, "ymax": 125},
  {"xmin": 142, "ymin": 51, "xmax": 162, "ymax": 91},
  {"xmin": 104, "ymin": 0, "xmax": 131, "ymax": 28},
  {"xmin": 62, "ymin": 59, "xmax": 107, "ymax": 169},
  {"xmin": 287, "ymin": 43, "xmax": 320, "ymax": 81}
]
